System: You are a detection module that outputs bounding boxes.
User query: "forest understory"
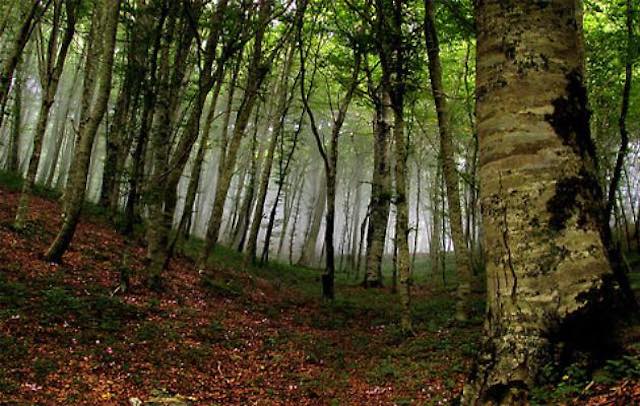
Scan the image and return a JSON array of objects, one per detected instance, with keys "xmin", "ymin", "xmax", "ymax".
[{"xmin": 0, "ymin": 177, "xmax": 639, "ymax": 405}]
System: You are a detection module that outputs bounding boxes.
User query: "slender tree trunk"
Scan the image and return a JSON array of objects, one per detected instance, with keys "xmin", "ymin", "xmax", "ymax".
[
  {"xmin": 298, "ymin": 178, "xmax": 326, "ymax": 266},
  {"xmin": 277, "ymin": 168, "xmax": 304, "ymax": 258},
  {"xmin": 6, "ymin": 60, "xmax": 24, "ymax": 173},
  {"xmin": 430, "ymin": 162, "xmax": 442, "ymax": 279},
  {"xmin": 198, "ymin": 0, "xmax": 272, "ymax": 270},
  {"xmin": 15, "ymin": 0, "xmax": 78, "ymax": 228},
  {"xmin": 424, "ymin": 0, "xmax": 472, "ymax": 321},
  {"xmin": 288, "ymin": 166, "xmax": 306, "ymax": 264},
  {"xmin": 260, "ymin": 114, "xmax": 302, "ymax": 264},
  {"xmin": 245, "ymin": 45, "xmax": 294, "ymax": 262},
  {"xmin": 45, "ymin": 58, "xmax": 82, "ymax": 187},
  {"xmin": 0, "ymin": 0, "xmax": 50, "ymax": 130},
  {"xmin": 412, "ymin": 162, "xmax": 421, "ymax": 269},
  {"xmin": 605, "ymin": 0, "xmax": 633, "ymax": 225},
  {"xmin": 463, "ymin": 1, "xmax": 627, "ymax": 402},
  {"xmin": 172, "ymin": 69, "xmax": 225, "ymax": 251},
  {"xmin": 338, "ymin": 185, "xmax": 352, "ymax": 272},
  {"xmin": 364, "ymin": 91, "xmax": 392, "ymax": 287},
  {"xmin": 232, "ymin": 116, "xmax": 263, "ymax": 252},
  {"xmin": 348, "ymin": 163, "xmax": 363, "ymax": 271},
  {"xmin": 44, "ymin": 0, "xmax": 120, "ymax": 262}
]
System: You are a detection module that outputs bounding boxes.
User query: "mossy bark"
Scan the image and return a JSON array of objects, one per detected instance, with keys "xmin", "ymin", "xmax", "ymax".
[{"xmin": 463, "ymin": 1, "xmax": 621, "ymax": 403}]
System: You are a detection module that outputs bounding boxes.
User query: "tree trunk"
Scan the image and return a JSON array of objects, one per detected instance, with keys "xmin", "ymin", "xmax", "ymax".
[
  {"xmin": 605, "ymin": 0, "xmax": 633, "ymax": 225},
  {"xmin": 364, "ymin": 91, "xmax": 392, "ymax": 287},
  {"xmin": 288, "ymin": 166, "xmax": 306, "ymax": 265},
  {"xmin": 44, "ymin": 0, "xmax": 120, "ymax": 262},
  {"xmin": 0, "ymin": 0, "xmax": 49, "ymax": 130},
  {"xmin": 297, "ymin": 177, "xmax": 326, "ymax": 266},
  {"xmin": 463, "ymin": 1, "xmax": 625, "ymax": 402},
  {"xmin": 45, "ymin": 56, "xmax": 82, "ymax": 187},
  {"xmin": 198, "ymin": 0, "xmax": 272, "ymax": 270},
  {"xmin": 245, "ymin": 45, "xmax": 294, "ymax": 262},
  {"xmin": 15, "ymin": 0, "xmax": 77, "ymax": 228},
  {"xmin": 424, "ymin": 0, "xmax": 472, "ymax": 321},
  {"xmin": 430, "ymin": 162, "xmax": 442, "ymax": 279},
  {"xmin": 232, "ymin": 117, "xmax": 263, "ymax": 252},
  {"xmin": 6, "ymin": 59, "xmax": 24, "ymax": 173},
  {"xmin": 174, "ymin": 75, "xmax": 224, "ymax": 246}
]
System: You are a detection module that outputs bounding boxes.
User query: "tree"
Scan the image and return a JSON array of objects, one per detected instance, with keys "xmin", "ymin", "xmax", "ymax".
[
  {"xmin": 15, "ymin": 0, "xmax": 79, "ymax": 229},
  {"xmin": 424, "ymin": 0, "xmax": 473, "ymax": 322},
  {"xmin": 44, "ymin": 0, "xmax": 121, "ymax": 262},
  {"xmin": 198, "ymin": 0, "xmax": 274, "ymax": 271},
  {"xmin": 245, "ymin": 42, "xmax": 296, "ymax": 263},
  {"xmin": 0, "ymin": 0, "xmax": 51, "ymax": 130},
  {"xmin": 463, "ymin": 1, "xmax": 630, "ymax": 402},
  {"xmin": 298, "ymin": 0, "xmax": 363, "ymax": 299}
]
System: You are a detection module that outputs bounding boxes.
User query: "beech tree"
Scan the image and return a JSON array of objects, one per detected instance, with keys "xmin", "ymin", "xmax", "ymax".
[
  {"xmin": 463, "ymin": 1, "xmax": 633, "ymax": 402},
  {"xmin": 44, "ymin": 0, "xmax": 120, "ymax": 262},
  {"xmin": 14, "ymin": 0, "xmax": 79, "ymax": 229}
]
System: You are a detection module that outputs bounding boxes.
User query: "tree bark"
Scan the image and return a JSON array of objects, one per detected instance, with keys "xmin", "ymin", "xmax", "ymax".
[
  {"xmin": 364, "ymin": 90, "xmax": 392, "ymax": 287},
  {"xmin": 424, "ymin": 0, "xmax": 473, "ymax": 321},
  {"xmin": 15, "ymin": 0, "xmax": 78, "ymax": 228},
  {"xmin": 605, "ymin": 0, "xmax": 633, "ymax": 225},
  {"xmin": 297, "ymin": 176, "xmax": 326, "ymax": 266},
  {"xmin": 463, "ymin": 1, "xmax": 626, "ymax": 402},
  {"xmin": 245, "ymin": 43, "xmax": 295, "ymax": 262},
  {"xmin": 44, "ymin": 0, "xmax": 120, "ymax": 262},
  {"xmin": 198, "ymin": 0, "xmax": 273, "ymax": 270},
  {"xmin": 0, "ymin": 0, "xmax": 50, "ymax": 130},
  {"xmin": 6, "ymin": 58, "xmax": 24, "ymax": 173}
]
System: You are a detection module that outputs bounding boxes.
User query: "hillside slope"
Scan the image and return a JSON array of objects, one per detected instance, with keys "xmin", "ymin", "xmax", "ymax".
[{"xmin": 0, "ymin": 180, "xmax": 638, "ymax": 405}]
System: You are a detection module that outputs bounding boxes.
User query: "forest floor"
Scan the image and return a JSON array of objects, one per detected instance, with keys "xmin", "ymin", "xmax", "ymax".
[{"xmin": 0, "ymin": 173, "xmax": 639, "ymax": 405}]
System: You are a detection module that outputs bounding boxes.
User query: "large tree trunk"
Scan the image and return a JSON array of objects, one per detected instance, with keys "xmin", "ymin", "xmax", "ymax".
[
  {"xmin": 44, "ymin": 0, "xmax": 120, "ymax": 262},
  {"xmin": 463, "ymin": 1, "xmax": 627, "ymax": 403},
  {"xmin": 424, "ymin": 0, "xmax": 473, "ymax": 321}
]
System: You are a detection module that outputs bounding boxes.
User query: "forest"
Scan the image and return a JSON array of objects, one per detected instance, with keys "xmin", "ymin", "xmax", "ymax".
[{"xmin": 0, "ymin": 0, "xmax": 639, "ymax": 404}]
